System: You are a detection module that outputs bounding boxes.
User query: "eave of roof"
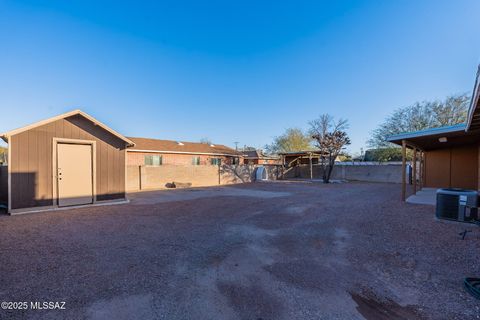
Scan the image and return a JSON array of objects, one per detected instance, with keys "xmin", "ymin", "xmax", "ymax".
[
  {"xmin": 386, "ymin": 123, "xmax": 467, "ymax": 143},
  {"xmin": 0, "ymin": 109, "xmax": 135, "ymax": 146},
  {"xmin": 466, "ymin": 65, "xmax": 480, "ymax": 131},
  {"xmin": 244, "ymin": 156, "xmax": 280, "ymax": 160},
  {"xmin": 127, "ymin": 149, "xmax": 241, "ymax": 157}
]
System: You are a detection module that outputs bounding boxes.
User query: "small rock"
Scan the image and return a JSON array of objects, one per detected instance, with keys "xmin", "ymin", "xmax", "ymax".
[{"xmin": 405, "ymin": 259, "xmax": 416, "ymax": 269}]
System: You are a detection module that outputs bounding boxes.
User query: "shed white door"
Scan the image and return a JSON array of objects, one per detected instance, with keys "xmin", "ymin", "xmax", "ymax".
[{"xmin": 57, "ymin": 143, "xmax": 93, "ymax": 207}]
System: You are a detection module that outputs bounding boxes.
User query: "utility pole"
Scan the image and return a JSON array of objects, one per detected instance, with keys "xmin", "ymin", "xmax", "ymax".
[{"xmin": 234, "ymin": 141, "xmax": 239, "ymax": 151}]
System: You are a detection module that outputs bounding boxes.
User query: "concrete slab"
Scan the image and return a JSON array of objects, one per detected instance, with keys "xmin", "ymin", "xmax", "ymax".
[
  {"xmin": 406, "ymin": 188, "xmax": 437, "ymax": 205},
  {"xmin": 129, "ymin": 186, "xmax": 291, "ymax": 205}
]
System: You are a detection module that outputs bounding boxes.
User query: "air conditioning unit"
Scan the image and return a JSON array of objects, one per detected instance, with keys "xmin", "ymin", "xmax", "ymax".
[{"xmin": 436, "ymin": 188, "xmax": 478, "ymax": 223}]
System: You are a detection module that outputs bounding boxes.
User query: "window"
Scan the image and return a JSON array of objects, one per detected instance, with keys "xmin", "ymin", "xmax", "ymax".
[
  {"xmin": 145, "ymin": 155, "xmax": 162, "ymax": 166},
  {"xmin": 211, "ymin": 158, "xmax": 222, "ymax": 166},
  {"xmin": 232, "ymin": 157, "xmax": 240, "ymax": 165},
  {"xmin": 192, "ymin": 156, "xmax": 200, "ymax": 165}
]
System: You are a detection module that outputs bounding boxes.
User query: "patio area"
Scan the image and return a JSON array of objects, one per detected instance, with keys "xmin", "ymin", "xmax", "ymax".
[
  {"xmin": 406, "ymin": 188, "xmax": 437, "ymax": 206},
  {"xmin": 0, "ymin": 181, "xmax": 478, "ymax": 319}
]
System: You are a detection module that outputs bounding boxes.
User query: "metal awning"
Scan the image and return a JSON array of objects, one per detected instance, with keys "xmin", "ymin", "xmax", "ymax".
[{"xmin": 387, "ymin": 124, "xmax": 480, "ymax": 151}]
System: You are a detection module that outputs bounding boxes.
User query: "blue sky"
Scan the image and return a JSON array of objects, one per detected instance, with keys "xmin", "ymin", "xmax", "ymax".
[{"xmin": 0, "ymin": 0, "xmax": 479, "ymax": 153}]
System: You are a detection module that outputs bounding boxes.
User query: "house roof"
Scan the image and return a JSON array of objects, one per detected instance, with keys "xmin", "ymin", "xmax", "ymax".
[
  {"xmin": 243, "ymin": 150, "xmax": 279, "ymax": 159},
  {"xmin": 278, "ymin": 150, "xmax": 322, "ymax": 157},
  {"xmin": 127, "ymin": 137, "xmax": 242, "ymax": 156},
  {"xmin": 243, "ymin": 150, "xmax": 262, "ymax": 158},
  {"xmin": 0, "ymin": 109, "xmax": 135, "ymax": 146},
  {"xmin": 467, "ymin": 64, "xmax": 480, "ymax": 131}
]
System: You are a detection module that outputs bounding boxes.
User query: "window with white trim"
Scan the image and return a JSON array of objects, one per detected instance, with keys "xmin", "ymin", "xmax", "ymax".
[
  {"xmin": 192, "ymin": 156, "xmax": 200, "ymax": 165},
  {"xmin": 211, "ymin": 158, "xmax": 221, "ymax": 166},
  {"xmin": 145, "ymin": 155, "xmax": 162, "ymax": 166}
]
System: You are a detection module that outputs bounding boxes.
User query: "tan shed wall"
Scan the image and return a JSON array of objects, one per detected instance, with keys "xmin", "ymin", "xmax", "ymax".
[
  {"xmin": 424, "ymin": 144, "xmax": 478, "ymax": 190},
  {"xmin": 9, "ymin": 115, "xmax": 127, "ymax": 210},
  {"xmin": 450, "ymin": 145, "xmax": 478, "ymax": 189},
  {"xmin": 424, "ymin": 149, "xmax": 451, "ymax": 188}
]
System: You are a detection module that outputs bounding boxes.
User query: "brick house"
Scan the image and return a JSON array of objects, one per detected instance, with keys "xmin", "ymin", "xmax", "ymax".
[{"xmin": 126, "ymin": 137, "xmax": 243, "ymax": 167}]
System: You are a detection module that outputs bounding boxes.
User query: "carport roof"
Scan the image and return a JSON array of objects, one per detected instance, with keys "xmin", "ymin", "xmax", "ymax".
[
  {"xmin": 386, "ymin": 123, "xmax": 480, "ymax": 151},
  {"xmin": 0, "ymin": 109, "xmax": 135, "ymax": 146},
  {"xmin": 386, "ymin": 123, "xmax": 466, "ymax": 142},
  {"xmin": 386, "ymin": 64, "xmax": 480, "ymax": 151}
]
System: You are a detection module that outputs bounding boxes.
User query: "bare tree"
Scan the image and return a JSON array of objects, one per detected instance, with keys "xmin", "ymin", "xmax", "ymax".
[
  {"xmin": 310, "ymin": 114, "xmax": 351, "ymax": 183},
  {"xmin": 199, "ymin": 137, "xmax": 212, "ymax": 144}
]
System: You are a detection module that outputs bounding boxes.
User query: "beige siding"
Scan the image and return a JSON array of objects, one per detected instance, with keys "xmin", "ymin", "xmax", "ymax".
[
  {"xmin": 10, "ymin": 114, "xmax": 127, "ymax": 209},
  {"xmin": 424, "ymin": 144, "xmax": 478, "ymax": 189}
]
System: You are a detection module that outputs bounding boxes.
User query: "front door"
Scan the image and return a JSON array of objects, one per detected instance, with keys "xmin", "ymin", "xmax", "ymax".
[{"xmin": 57, "ymin": 143, "xmax": 93, "ymax": 207}]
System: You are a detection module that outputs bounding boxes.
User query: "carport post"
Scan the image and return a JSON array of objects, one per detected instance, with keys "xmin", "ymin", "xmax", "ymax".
[
  {"xmin": 419, "ymin": 151, "xmax": 423, "ymax": 190},
  {"xmin": 401, "ymin": 140, "xmax": 407, "ymax": 201},
  {"xmin": 309, "ymin": 153, "xmax": 313, "ymax": 180},
  {"xmin": 413, "ymin": 148, "xmax": 417, "ymax": 194}
]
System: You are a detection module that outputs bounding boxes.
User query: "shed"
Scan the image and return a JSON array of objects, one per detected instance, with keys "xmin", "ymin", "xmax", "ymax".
[{"xmin": 0, "ymin": 110, "xmax": 134, "ymax": 214}]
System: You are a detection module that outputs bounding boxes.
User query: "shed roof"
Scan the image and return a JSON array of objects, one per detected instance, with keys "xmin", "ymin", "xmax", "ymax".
[
  {"xmin": 127, "ymin": 137, "xmax": 242, "ymax": 156},
  {"xmin": 0, "ymin": 109, "xmax": 135, "ymax": 146}
]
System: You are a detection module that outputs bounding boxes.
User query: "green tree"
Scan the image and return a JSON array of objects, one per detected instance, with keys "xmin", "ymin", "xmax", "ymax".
[
  {"xmin": 241, "ymin": 145, "xmax": 257, "ymax": 152},
  {"xmin": 368, "ymin": 94, "xmax": 470, "ymax": 148},
  {"xmin": 364, "ymin": 148, "xmax": 408, "ymax": 162},
  {"xmin": 266, "ymin": 128, "xmax": 312, "ymax": 154}
]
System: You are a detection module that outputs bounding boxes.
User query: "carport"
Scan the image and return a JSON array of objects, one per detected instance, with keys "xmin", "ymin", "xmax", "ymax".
[
  {"xmin": 387, "ymin": 65, "xmax": 480, "ymax": 201},
  {"xmin": 388, "ymin": 124, "xmax": 480, "ymax": 201}
]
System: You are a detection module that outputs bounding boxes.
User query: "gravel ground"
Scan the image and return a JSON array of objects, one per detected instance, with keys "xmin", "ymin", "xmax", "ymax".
[{"xmin": 0, "ymin": 181, "xmax": 479, "ymax": 319}]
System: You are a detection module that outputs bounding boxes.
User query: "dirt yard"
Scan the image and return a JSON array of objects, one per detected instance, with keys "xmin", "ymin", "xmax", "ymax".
[{"xmin": 0, "ymin": 181, "xmax": 478, "ymax": 319}]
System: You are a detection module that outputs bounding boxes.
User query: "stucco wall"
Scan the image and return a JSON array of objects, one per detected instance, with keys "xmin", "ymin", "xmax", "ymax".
[
  {"xmin": 283, "ymin": 163, "xmax": 403, "ymax": 183},
  {"xmin": 127, "ymin": 164, "xmax": 282, "ymax": 191}
]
